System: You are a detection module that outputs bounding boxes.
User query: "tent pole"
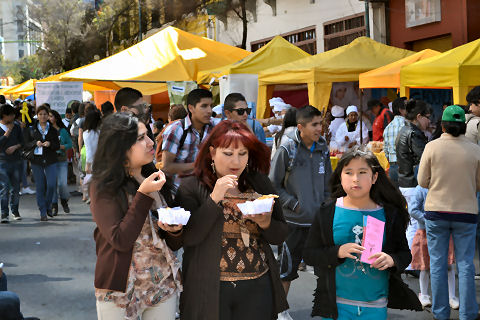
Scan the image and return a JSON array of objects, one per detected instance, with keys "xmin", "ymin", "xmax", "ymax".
[{"xmin": 360, "ymin": 86, "xmax": 363, "ymax": 145}]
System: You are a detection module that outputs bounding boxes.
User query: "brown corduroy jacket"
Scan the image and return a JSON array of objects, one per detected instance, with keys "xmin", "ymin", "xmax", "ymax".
[{"xmin": 90, "ymin": 182, "xmax": 183, "ymax": 292}]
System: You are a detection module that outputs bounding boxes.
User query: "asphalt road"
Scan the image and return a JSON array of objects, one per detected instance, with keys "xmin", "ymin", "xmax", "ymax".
[{"xmin": 1, "ymin": 190, "xmax": 478, "ymax": 319}]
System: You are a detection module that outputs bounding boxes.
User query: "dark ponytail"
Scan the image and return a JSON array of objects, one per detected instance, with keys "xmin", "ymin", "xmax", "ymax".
[{"xmin": 405, "ymin": 99, "xmax": 430, "ymax": 121}]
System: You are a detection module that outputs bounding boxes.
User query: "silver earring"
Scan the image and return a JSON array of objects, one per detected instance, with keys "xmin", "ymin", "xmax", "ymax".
[{"xmin": 211, "ymin": 161, "xmax": 216, "ymax": 174}]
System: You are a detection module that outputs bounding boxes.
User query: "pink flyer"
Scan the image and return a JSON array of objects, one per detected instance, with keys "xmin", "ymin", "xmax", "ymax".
[{"xmin": 360, "ymin": 216, "xmax": 385, "ymax": 264}]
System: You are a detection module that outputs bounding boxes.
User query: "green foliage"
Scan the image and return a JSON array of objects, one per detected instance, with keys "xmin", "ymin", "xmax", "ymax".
[{"xmin": 0, "ymin": 55, "xmax": 44, "ymax": 84}]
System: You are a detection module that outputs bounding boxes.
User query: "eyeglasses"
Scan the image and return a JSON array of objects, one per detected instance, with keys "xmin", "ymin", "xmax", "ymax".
[{"xmin": 232, "ymin": 108, "xmax": 251, "ymax": 116}]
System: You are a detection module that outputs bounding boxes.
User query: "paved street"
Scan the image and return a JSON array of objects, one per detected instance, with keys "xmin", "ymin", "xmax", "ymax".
[{"xmin": 1, "ymin": 190, "xmax": 479, "ymax": 319}]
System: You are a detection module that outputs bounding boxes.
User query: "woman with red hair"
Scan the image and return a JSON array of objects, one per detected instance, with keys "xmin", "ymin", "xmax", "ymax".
[{"xmin": 176, "ymin": 120, "xmax": 288, "ymax": 320}]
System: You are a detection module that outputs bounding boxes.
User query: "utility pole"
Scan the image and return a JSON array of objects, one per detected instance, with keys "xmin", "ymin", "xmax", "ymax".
[
  {"xmin": 138, "ymin": 0, "xmax": 142, "ymax": 41},
  {"xmin": 364, "ymin": 0, "xmax": 370, "ymax": 38}
]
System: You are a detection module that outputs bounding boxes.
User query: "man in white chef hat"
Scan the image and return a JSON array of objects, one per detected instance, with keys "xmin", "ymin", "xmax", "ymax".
[
  {"xmin": 265, "ymin": 97, "xmax": 291, "ymax": 134},
  {"xmin": 334, "ymin": 105, "xmax": 369, "ymax": 150},
  {"xmin": 329, "ymin": 105, "xmax": 345, "ymax": 148}
]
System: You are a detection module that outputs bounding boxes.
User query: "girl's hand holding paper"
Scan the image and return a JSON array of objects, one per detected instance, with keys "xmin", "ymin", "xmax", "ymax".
[{"xmin": 369, "ymin": 252, "xmax": 394, "ymax": 271}]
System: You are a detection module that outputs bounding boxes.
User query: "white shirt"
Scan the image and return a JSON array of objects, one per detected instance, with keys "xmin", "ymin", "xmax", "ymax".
[
  {"xmin": 83, "ymin": 130, "xmax": 99, "ymax": 163},
  {"xmin": 62, "ymin": 118, "xmax": 70, "ymax": 128},
  {"xmin": 329, "ymin": 118, "xmax": 345, "ymax": 143},
  {"xmin": 335, "ymin": 120, "xmax": 369, "ymax": 150}
]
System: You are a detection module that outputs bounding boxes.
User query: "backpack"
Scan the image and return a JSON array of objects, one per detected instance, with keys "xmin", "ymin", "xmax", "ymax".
[{"xmin": 279, "ymin": 136, "xmax": 299, "ymax": 188}]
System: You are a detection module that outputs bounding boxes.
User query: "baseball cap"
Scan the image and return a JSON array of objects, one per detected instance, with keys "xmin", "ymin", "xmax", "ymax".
[{"xmin": 442, "ymin": 105, "xmax": 465, "ymax": 123}]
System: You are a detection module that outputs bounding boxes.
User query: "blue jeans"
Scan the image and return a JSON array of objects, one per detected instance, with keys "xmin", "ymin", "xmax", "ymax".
[
  {"xmin": 425, "ymin": 218, "xmax": 479, "ymax": 320},
  {"xmin": 0, "ymin": 273, "xmax": 24, "ymax": 320},
  {"xmin": 0, "ymin": 272, "xmax": 7, "ymax": 291},
  {"xmin": 31, "ymin": 163, "xmax": 57, "ymax": 217},
  {"xmin": 388, "ymin": 163, "xmax": 399, "ymax": 188},
  {"xmin": 0, "ymin": 160, "xmax": 21, "ymax": 216},
  {"xmin": 52, "ymin": 161, "xmax": 69, "ymax": 204},
  {"xmin": 21, "ymin": 160, "xmax": 29, "ymax": 188}
]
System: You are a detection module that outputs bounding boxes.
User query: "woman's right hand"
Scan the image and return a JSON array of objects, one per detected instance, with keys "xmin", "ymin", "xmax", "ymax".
[
  {"xmin": 36, "ymin": 141, "xmax": 43, "ymax": 147},
  {"xmin": 338, "ymin": 243, "xmax": 365, "ymax": 259},
  {"xmin": 138, "ymin": 170, "xmax": 166, "ymax": 195},
  {"xmin": 210, "ymin": 175, "xmax": 238, "ymax": 204}
]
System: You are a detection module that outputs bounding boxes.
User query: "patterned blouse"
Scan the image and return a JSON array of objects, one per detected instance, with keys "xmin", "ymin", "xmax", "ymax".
[
  {"xmin": 220, "ymin": 192, "xmax": 269, "ymax": 282},
  {"xmin": 95, "ymin": 193, "xmax": 182, "ymax": 320}
]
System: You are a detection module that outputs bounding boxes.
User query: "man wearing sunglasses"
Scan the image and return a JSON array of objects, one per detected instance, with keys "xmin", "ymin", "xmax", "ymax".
[{"xmin": 223, "ymin": 93, "xmax": 266, "ymax": 144}]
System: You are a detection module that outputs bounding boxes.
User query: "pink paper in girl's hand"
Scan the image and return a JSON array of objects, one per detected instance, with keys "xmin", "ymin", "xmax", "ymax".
[{"xmin": 360, "ymin": 216, "xmax": 385, "ymax": 264}]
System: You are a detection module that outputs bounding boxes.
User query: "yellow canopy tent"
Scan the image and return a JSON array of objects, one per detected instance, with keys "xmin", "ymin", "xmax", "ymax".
[
  {"xmin": 3, "ymin": 79, "xmax": 36, "ymax": 95},
  {"xmin": 196, "ymin": 36, "xmax": 310, "ymax": 84},
  {"xmin": 60, "ymin": 26, "xmax": 251, "ymax": 95},
  {"xmin": 359, "ymin": 49, "xmax": 440, "ymax": 89},
  {"xmin": 0, "ymin": 87, "xmax": 13, "ymax": 95},
  {"xmin": 400, "ymin": 38, "xmax": 480, "ymax": 105},
  {"xmin": 39, "ymin": 72, "xmax": 120, "ymax": 92},
  {"xmin": 2, "ymin": 74, "xmax": 116, "ymax": 97},
  {"xmin": 257, "ymin": 37, "xmax": 414, "ymax": 118}
]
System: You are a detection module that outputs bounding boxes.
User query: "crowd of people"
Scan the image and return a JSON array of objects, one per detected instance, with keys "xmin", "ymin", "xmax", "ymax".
[{"xmin": 1, "ymin": 85, "xmax": 480, "ymax": 320}]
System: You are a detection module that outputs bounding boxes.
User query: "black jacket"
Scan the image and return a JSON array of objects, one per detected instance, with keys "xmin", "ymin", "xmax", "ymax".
[
  {"xmin": 303, "ymin": 200, "xmax": 422, "ymax": 319},
  {"xmin": 0, "ymin": 122, "xmax": 24, "ymax": 161},
  {"xmin": 25, "ymin": 122, "xmax": 60, "ymax": 167},
  {"xmin": 395, "ymin": 121, "xmax": 427, "ymax": 188},
  {"xmin": 176, "ymin": 172, "xmax": 289, "ymax": 320}
]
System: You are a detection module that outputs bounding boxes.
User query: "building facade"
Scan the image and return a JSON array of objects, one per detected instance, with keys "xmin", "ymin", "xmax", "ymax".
[
  {"xmin": 213, "ymin": 0, "xmax": 388, "ymax": 53},
  {"xmin": 0, "ymin": 0, "xmax": 42, "ymax": 61},
  {"xmin": 389, "ymin": 0, "xmax": 480, "ymax": 52}
]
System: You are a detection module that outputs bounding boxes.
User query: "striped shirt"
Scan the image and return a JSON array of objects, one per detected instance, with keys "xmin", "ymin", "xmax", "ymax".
[
  {"xmin": 383, "ymin": 115, "xmax": 405, "ymax": 163},
  {"xmin": 161, "ymin": 115, "xmax": 215, "ymax": 186}
]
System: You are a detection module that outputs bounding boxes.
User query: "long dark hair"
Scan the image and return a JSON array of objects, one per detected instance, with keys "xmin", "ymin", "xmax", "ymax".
[
  {"xmin": 91, "ymin": 113, "xmax": 174, "ymax": 211},
  {"xmin": 49, "ymin": 109, "xmax": 67, "ymax": 131},
  {"xmin": 194, "ymin": 120, "xmax": 271, "ymax": 191},
  {"xmin": 329, "ymin": 145, "xmax": 409, "ymax": 229},
  {"xmin": 84, "ymin": 109, "xmax": 102, "ymax": 132},
  {"xmin": 275, "ymin": 108, "xmax": 297, "ymax": 148}
]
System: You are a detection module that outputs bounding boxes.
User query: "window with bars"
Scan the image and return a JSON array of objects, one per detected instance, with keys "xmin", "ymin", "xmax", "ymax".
[
  {"xmin": 323, "ymin": 13, "xmax": 365, "ymax": 51},
  {"xmin": 251, "ymin": 26, "xmax": 317, "ymax": 55}
]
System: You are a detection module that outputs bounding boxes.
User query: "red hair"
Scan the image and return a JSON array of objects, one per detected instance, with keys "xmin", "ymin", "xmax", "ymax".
[{"xmin": 194, "ymin": 120, "xmax": 271, "ymax": 190}]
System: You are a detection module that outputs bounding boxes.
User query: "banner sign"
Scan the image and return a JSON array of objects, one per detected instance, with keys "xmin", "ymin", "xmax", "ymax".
[{"xmin": 36, "ymin": 82, "xmax": 83, "ymax": 114}]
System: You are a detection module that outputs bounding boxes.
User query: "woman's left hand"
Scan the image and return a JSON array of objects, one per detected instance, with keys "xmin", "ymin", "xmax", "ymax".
[
  {"xmin": 369, "ymin": 252, "xmax": 395, "ymax": 270},
  {"xmin": 243, "ymin": 211, "xmax": 272, "ymax": 230},
  {"xmin": 157, "ymin": 221, "xmax": 183, "ymax": 234}
]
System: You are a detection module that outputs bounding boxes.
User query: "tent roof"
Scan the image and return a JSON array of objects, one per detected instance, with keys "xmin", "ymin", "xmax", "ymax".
[
  {"xmin": 2, "ymin": 74, "xmax": 117, "ymax": 97},
  {"xmin": 401, "ymin": 38, "xmax": 480, "ymax": 88},
  {"xmin": 0, "ymin": 87, "xmax": 13, "ymax": 95},
  {"xmin": 60, "ymin": 26, "xmax": 251, "ymax": 93},
  {"xmin": 197, "ymin": 36, "xmax": 310, "ymax": 84},
  {"xmin": 258, "ymin": 37, "xmax": 414, "ymax": 85},
  {"xmin": 359, "ymin": 49, "xmax": 440, "ymax": 89},
  {"xmin": 4, "ymin": 79, "xmax": 36, "ymax": 95},
  {"xmin": 41, "ymin": 72, "xmax": 119, "ymax": 92}
]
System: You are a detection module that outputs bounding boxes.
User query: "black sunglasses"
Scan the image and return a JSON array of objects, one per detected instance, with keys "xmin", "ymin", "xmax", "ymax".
[{"xmin": 232, "ymin": 108, "xmax": 251, "ymax": 116}]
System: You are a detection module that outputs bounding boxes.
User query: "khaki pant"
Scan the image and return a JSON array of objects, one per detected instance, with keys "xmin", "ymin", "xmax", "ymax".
[{"xmin": 96, "ymin": 294, "xmax": 176, "ymax": 320}]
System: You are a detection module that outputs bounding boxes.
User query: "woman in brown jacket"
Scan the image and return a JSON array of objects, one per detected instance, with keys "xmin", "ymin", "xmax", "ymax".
[
  {"xmin": 176, "ymin": 120, "xmax": 289, "ymax": 320},
  {"xmin": 90, "ymin": 113, "xmax": 183, "ymax": 320}
]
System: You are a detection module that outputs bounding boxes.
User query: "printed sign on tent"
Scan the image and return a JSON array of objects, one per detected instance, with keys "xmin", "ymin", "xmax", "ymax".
[{"xmin": 36, "ymin": 82, "xmax": 83, "ymax": 114}]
